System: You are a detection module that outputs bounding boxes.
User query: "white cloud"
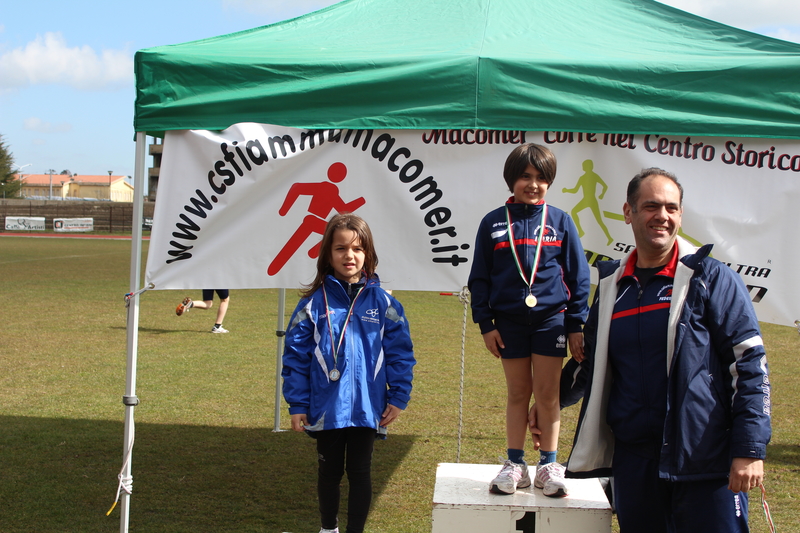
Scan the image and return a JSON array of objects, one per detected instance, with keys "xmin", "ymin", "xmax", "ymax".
[
  {"xmin": 24, "ymin": 117, "xmax": 73, "ymax": 134},
  {"xmin": 655, "ymin": 0, "xmax": 800, "ymax": 33},
  {"xmin": 0, "ymin": 32, "xmax": 133, "ymax": 91},
  {"xmin": 770, "ymin": 28, "xmax": 800, "ymax": 44}
]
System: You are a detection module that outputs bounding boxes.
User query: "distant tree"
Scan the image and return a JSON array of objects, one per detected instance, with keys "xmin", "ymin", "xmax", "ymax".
[
  {"xmin": 0, "ymin": 134, "xmax": 22, "ymax": 198},
  {"xmin": 60, "ymin": 170, "xmax": 72, "ymax": 176}
]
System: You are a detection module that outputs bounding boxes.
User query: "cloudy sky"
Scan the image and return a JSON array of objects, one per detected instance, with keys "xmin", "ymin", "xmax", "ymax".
[{"xmin": 1, "ymin": 0, "xmax": 798, "ymax": 179}]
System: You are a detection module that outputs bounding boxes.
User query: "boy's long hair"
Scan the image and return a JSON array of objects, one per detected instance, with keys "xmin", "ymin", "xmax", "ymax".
[{"xmin": 300, "ymin": 212, "xmax": 379, "ymax": 299}]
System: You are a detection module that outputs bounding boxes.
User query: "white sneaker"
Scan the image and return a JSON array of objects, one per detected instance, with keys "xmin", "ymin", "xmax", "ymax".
[
  {"xmin": 211, "ymin": 325, "xmax": 229, "ymax": 333},
  {"xmin": 319, "ymin": 528, "xmax": 339, "ymax": 533},
  {"xmin": 489, "ymin": 459, "xmax": 531, "ymax": 494},
  {"xmin": 534, "ymin": 462, "xmax": 569, "ymax": 497}
]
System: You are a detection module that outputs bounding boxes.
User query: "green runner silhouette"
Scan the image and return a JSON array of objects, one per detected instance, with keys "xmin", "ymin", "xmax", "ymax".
[{"xmin": 562, "ymin": 160, "xmax": 614, "ymax": 245}]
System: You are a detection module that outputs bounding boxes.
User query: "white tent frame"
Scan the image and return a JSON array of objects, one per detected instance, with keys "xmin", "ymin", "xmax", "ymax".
[
  {"xmin": 119, "ymin": 133, "xmax": 290, "ymax": 532},
  {"xmin": 119, "ymin": 132, "xmax": 146, "ymax": 532}
]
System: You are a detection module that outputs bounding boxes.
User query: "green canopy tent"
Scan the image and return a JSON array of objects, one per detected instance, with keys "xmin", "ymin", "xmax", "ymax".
[
  {"xmin": 134, "ymin": 0, "xmax": 800, "ymax": 138},
  {"xmin": 119, "ymin": 1, "xmax": 800, "ymax": 530}
]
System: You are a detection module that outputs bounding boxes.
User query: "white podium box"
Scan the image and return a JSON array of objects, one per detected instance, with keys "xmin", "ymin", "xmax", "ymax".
[{"xmin": 432, "ymin": 463, "xmax": 611, "ymax": 533}]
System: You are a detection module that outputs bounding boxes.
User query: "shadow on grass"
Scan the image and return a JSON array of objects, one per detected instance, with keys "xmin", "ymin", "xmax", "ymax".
[
  {"xmin": 110, "ymin": 325, "xmax": 184, "ymax": 335},
  {"xmin": 768, "ymin": 443, "xmax": 800, "ymax": 467},
  {"xmin": 0, "ymin": 416, "xmax": 415, "ymax": 533}
]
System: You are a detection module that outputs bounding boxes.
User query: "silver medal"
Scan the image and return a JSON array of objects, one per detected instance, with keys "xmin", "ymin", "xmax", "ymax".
[
  {"xmin": 329, "ymin": 369, "xmax": 341, "ymax": 381},
  {"xmin": 525, "ymin": 294, "xmax": 537, "ymax": 308}
]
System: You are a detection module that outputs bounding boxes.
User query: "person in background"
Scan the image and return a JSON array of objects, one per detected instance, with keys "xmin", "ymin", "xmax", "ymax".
[{"xmin": 176, "ymin": 290, "xmax": 230, "ymax": 333}]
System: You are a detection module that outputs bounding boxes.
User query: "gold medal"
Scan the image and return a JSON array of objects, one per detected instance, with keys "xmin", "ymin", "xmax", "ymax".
[
  {"xmin": 329, "ymin": 369, "xmax": 341, "ymax": 381},
  {"xmin": 506, "ymin": 203, "xmax": 548, "ymax": 311}
]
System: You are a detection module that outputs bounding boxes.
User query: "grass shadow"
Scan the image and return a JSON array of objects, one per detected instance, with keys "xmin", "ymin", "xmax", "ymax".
[
  {"xmin": 769, "ymin": 443, "xmax": 800, "ymax": 467},
  {"xmin": 0, "ymin": 416, "xmax": 415, "ymax": 533},
  {"xmin": 111, "ymin": 325, "xmax": 226, "ymax": 335}
]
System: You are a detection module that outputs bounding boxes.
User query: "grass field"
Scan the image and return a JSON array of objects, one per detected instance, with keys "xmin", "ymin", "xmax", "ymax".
[{"xmin": 1, "ymin": 235, "xmax": 798, "ymax": 532}]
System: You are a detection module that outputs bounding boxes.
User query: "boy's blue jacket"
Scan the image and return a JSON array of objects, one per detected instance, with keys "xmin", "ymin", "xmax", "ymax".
[
  {"xmin": 468, "ymin": 199, "xmax": 590, "ymax": 333},
  {"xmin": 566, "ymin": 238, "xmax": 771, "ymax": 480},
  {"xmin": 282, "ymin": 273, "xmax": 415, "ymax": 433}
]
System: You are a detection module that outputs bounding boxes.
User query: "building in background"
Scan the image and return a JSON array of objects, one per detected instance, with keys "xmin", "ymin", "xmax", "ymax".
[
  {"xmin": 12, "ymin": 173, "xmax": 134, "ymax": 202},
  {"xmin": 149, "ymin": 137, "xmax": 162, "ymax": 201}
]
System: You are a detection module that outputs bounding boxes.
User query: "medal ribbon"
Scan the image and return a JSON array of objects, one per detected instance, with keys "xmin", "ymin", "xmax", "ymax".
[
  {"xmin": 505, "ymin": 202, "xmax": 548, "ymax": 294},
  {"xmin": 322, "ymin": 283, "xmax": 364, "ymax": 377}
]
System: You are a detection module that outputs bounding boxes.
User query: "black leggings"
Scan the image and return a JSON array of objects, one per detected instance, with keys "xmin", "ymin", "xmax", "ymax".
[{"xmin": 316, "ymin": 427, "xmax": 376, "ymax": 533}]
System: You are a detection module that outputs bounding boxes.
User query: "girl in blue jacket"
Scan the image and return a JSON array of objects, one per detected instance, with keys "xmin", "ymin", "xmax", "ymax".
[{"xmin": 282, "ymin": 212, "xmax": 415, "ymax": 533}]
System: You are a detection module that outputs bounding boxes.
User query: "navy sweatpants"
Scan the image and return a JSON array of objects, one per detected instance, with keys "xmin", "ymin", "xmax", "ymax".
[{"xmin": 613, "ymin": 446, "xmax": 750, "ymax": 533}]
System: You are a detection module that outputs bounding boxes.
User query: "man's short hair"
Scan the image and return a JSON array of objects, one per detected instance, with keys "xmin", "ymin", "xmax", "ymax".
[{"xmin": 627, "ymin": 168, "xmax": 684, "ymax": 209}]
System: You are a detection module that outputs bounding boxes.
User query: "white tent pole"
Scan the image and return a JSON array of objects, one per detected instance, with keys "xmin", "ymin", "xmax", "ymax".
[
  {"xmin": 273, "ymin": 288, "xmax": 286, "ymax": 431},
  {"xmin": 119, "ymin": 131, "xmax": 147, "ymax": 533}
]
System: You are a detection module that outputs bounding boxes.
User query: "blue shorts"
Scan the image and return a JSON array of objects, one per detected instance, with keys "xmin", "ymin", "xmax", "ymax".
[
  {"xmin": 495, "ymin": 312, "xmax": 567, "ymax": 359},
  {"xmin": 202, "ymin": 289, "xmax": 229, "ymax": 301}
]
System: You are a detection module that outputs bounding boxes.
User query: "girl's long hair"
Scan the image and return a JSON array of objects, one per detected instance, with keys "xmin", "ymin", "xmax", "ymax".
[{"xmin": 300, "ymin": 212, "xmax": 379, "ymax": 299}]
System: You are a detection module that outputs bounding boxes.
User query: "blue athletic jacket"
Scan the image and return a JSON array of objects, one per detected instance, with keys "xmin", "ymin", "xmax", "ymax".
[
  {"xmin": 567, "ymin": 238, "xmax": 771, "ymax": 481},
  {"xmin": 282, "ymin": 274, "xmax": 415, "ymax": 434},
  {"xmin": 468, "ymin": 199, "xmax": 590, "ymax": 333}
]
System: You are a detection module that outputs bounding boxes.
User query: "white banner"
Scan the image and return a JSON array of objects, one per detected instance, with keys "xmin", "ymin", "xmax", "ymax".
[
  {"xmin": 53, "ymin": 218, "xmax": 93, "ymax": 232},
  {"xmin": 5, "ymin": 216, "xmax": 45, "ymax": 231},
  {"xmin": 146, "ymin": 124, "xmax": 800, "ymax": 326}
]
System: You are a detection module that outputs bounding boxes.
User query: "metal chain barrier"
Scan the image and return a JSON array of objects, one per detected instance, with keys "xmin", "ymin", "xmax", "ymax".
[{"xmin": 441, "ymin": 287, "xmax": 470, "ymax": 463}]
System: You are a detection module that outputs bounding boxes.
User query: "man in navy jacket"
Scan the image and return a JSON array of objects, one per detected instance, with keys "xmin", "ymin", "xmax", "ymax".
[{"xmin": 565, "ymin": 168, "xmax": 771, "ymax": 532}]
